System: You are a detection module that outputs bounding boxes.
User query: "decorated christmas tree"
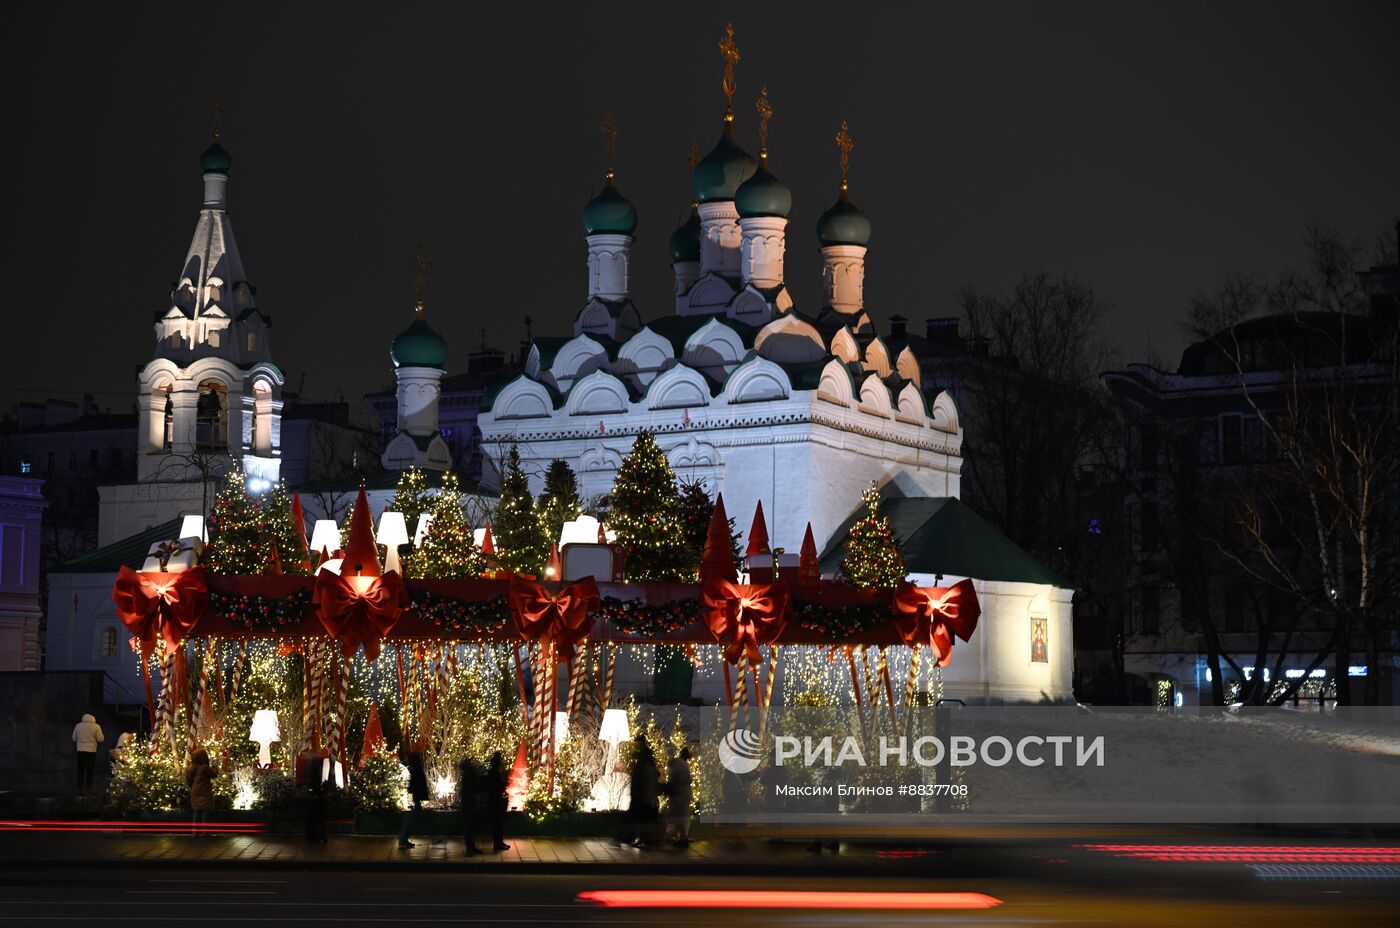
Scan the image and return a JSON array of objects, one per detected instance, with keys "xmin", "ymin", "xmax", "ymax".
[
  {"xmin": 537, "ymin": 459, "xmax": 582, "ymax": 547},
  {"xmin": 415, "ymin": 472, "xmax": 481, "ymax": 579},
  {"xmin": 261, "ymin": 481, "xmax": 310, "ymax": 575},
  {"xmin": 388, "ymin": 467, "xmax": 435, "ymax": 552},
  {"xmin": 678, "ymin": 479, "xmax": 741, "ymax": 577},
  {"xmin": 203, "ymin": 468, "xmax": 266, "ymax": 574},
  {"xmin": 611, "ymin": 432, "xmax": 688, "ymax": 581},
  {"xmin": 840, "ymin": 483, "xmax": 907, "ymax": 589},
  {"xmin": 493, "ymin": 444, "xmax": 550, "ymax": 576}
]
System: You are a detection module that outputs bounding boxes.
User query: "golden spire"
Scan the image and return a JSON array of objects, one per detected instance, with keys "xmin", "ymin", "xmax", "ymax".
[
  {"xmin": 211, "ymin": 97, "xmax": 224, "ymax": 143},
  {"xmin": 755, "ymin": 87, "xmax": 772, "ymax": 165},
  {"xmin": 410, "ymin": 242, "xmax": 432, "ymax": 317},
  {"xmin": 718, "ymin": 22, "xmax": 740, "ymax": 122},
  {"xmin": 600, "ymin": 111, "xmax": 618, "ymax": 186},
  {"xmin": 836, "ymin": 120, "xmax": 854, "ymax": 197}
]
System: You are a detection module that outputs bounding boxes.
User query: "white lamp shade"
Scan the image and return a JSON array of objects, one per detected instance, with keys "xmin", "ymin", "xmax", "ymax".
[
  {"xmin": 377, "ymin": 511, "xmax": 409, "ymax": 548},
  {"xmin": 414, "ymin": 513, "xmax": 433, "ymax": 546},
  {"xmin": 559, "ymin": 515, "xmax": 602, "ymax": 548},
  {"xmin": 598, "ymin": 708, "xmax": 630, "ymax": 744},
  {"xmin": 309, "ymin": 520, "xmax": 340, "ymax": 557},
  {"xmin": 179, "ymin": 514, "xmax": 207, "ymax": 543},
  {"xmin": 249, "ymin": 709, "xmax": 280, "ymax": 768},
  {"xmin": 472, "ymin": 527, "xmax": 487, "ymax": 548}
]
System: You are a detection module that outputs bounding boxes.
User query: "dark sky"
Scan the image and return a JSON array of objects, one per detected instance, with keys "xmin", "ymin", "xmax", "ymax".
[{"xmin": 3, "ymin": 2, "xmax": 1397, "ymax": 413}]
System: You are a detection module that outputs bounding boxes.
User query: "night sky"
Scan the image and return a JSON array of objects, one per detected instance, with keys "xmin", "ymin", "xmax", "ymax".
[{"xmin": 3, "ymin": 2, "xmax": 1397, "ymax": 413}]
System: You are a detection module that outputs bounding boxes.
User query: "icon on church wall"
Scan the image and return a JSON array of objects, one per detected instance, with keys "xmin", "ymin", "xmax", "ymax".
[{"xmin": 1030, "ymin": 617, "xmax": 1049, "ymax": 664}]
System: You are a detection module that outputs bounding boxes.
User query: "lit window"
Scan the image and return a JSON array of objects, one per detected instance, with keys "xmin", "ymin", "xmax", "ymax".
[
  {"xmin": 100, "ymin": 627, "xmax": 118, "ymax": 657},
  {"xmin": 246, "ymin": 332, "xmax": 256, "ymax": 352}
]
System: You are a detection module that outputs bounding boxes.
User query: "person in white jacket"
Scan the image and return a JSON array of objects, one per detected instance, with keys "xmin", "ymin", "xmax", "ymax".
[{"xmin": 71, "ymin": 713, "xmax": 105, "ymax": 792}]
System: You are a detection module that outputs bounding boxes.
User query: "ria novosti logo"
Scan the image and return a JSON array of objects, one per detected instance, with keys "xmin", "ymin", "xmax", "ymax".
[{"xmin": 717, "ymin": 728, "xmax": 763, "ymax": 774}]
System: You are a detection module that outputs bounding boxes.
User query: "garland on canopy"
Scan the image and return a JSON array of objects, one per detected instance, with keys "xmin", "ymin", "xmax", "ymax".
[
  {"xmin": 213, "ymin": 587, "xmax": 314, "ymax": 631},
  {"xmin": 597, "ymin": 595, "xmax": 703, "ymax": 637},
  {"xmin": 793, "ymin": 598, "xmax": 888, "ymax": 640},
  {"xmin": 410, "ymin": 588, "xmax": 512, "ymax": 637}
]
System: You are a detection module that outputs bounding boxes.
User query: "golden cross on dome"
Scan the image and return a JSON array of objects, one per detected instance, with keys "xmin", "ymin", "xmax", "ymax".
[
  {"xmin": 211, "ymin": 97, "xmax": 224, "ymax": 142},
  {"xmin": 718, "ymin": 23, "xmax": 740, "ymax": 119},
  {"xmin": 755, "ymin": 87, "xmax": 772, "ymax": 162},
  {"xmin": 410, "ymin": 242, "xmax": 432, "ymax": 315},
  {"xmin": 836, "ymin": 120, "xmax": 854, "ymax": 194},
  {"xmin": 600, "ymin": 112, "xmax": 618, "ymax": 183}
]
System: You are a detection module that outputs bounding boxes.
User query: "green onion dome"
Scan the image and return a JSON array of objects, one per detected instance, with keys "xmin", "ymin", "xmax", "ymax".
[
  {"xmin": 582, "ymin": 177, "xmax": 638, "ymax": 236},
  {"xmin": 201, "ymin": 141, "xmax": 232, "ymax": 174},
  {"xmin": 692, "ymin": 126, "xmax": 757, "ymax": 202},
  {"xmin": 735, "ymin": 164, "xmax": 792, "ymax": 219},
  {"xmin": 391, "ymin": 310, "xmax": 448, "ymax": 369},
  {"xmin": 816, "ymin": 194, "xmax": 872, "ymax": 247},
  {"xmin": 668, "ymin": 206, "xmax": 702, "ymax": 263}
]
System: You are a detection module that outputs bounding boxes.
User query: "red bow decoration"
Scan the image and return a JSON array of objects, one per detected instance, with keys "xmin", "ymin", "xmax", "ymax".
[
  {"xmin": 892, "ymin": 578, "xmax": 981, "ymax": 666},
  {"xmin": 313, "ymin": 569, "xmax": 408, "ymax": 662},
  {"xmin": 701, "ymin": 578, "xmax": 789, "ymax": 666},
  {"xmin": 507, "ymin": 575, "xmax": 600, "ymax": 660},
  {"xmin": 112, "ymin": 565, "xmax": 208, "ymax": 661}
]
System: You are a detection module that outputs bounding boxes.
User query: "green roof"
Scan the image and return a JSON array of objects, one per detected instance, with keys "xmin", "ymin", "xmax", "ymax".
[
  {"xmin": 59, "ymin": 519, "xmax": 183, "ymax": 574},
  {"xmin": 819, "ymin": 496, "xmax": 1071, "ymax": 587}
]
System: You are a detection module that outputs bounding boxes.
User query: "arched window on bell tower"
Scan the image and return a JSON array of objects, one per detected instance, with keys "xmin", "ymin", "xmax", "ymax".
[
  {"xmin": 195, "ymin": 381, "xmax": 228, "ymax": 449},
  {"xmin": 162, "ymin": 388, "xmax": 174, "ymax": 451}
]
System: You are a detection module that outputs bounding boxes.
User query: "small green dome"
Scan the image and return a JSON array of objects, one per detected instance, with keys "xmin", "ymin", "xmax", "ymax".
[
  {"xmin": 391, "ymin": 314, "xmax": 448, "ymax": 369},
  {"xmin": 582, "ymin": 181, "xmax": 638, "ymax": 236},
  {"xmin": 668, "ymin": 208, "xmax": 701, "ymax": 263},
  {"xmin": 817, "ymin": 195, "xmax": 872, "ymax": 246},
  {"xmin": 201, "ymin": 141, "xmax": 232, "ymax": 174},
  {"xmin": 692, "ymin": 127, "xmax": 756, "ymax": 202},
  {"xmin": 735, "ymin": 164, "xmax": 792, "ymax": 219}
]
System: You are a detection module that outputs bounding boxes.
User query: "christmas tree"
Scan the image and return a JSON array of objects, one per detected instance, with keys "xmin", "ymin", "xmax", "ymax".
[
  {"xmin": 415, "ymin": 472, "xmax": 481, "ymax": 579},
  {"xmin": 261, "ymin": 481, "xmax": 310, "ymax": 575},
  {"xmin": 493, "ymin": 444, "xmax": 550, "ymax": 576},
  {"xmin": 678, "ymin": 479, "xmax": 741, "ymax": 577},
  {"xmin": 203, "ymin": 469, "xmax": 266, "ymax": 574},
  {"xmin": 537, "ymin": 459, "xmax": 582, "ymax": 547},
  {"xmin": 611, "ymin": 432, "xmax": 688, "ymax": 581},
  {"xmin": 840, "ymin": 483, "xmax": 907, "ymax": 589},
  {"xmin": 388, "ymin": 467, "xmax": 435, "ymax": 553}
]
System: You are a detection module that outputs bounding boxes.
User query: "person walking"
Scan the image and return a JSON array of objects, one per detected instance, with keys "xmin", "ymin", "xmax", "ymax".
[
  {"xmin": 185, "ymin": 749, "xmax": 218, "ymax": 835},
  {"xmin": 483, "ymin": 751, "xmax": 510, "ymax": 853},
  {"xmin": 623, "ymin": 736, "xmax": 660, "ymax": 848},
  {"xmin": 397, "ymin": 745, "xmax": 429, "ymax": 849},
  {"xmin": 664, "ymin": 748, "xmax": 693, "ymax": 847},
  {"xmin": 71, "ymin": 713, "xmax": 104, "ymax": 792},
  {"xmin": 458, "ymin": 756, "xmax": 483, "ymax": 856},
  {"xmin": 303, "ymin": 752, "xmax": 328, "ymax": 844}
]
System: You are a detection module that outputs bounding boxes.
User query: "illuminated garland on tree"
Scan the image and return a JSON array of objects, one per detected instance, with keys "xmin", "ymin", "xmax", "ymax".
[
  {"xmin": 493, "ymin": 444, "xmax": 550, "ymax": 576},
  {"xmin": 204, "ymin": 469, "xmax": 267, "ymax": 575},
  {"xmin": 597, "ymin": 596, "xmax": 701, "ymax": 636},
  {"xmin": 537, "ymin": 459, "xmax": 582, "ymax": 548},
  {"xmin": 793, "ymin": 599, "xmax": 888, "ymax": 640},
  {"xmin": 410, "ymin": 589, "xmax": 511, "ymax": 637},
  {"xmin": 388, "ymin": 467, "xmax": 435, "ymax": 555},
  {"xmin": 611, "ymin": 432, "xmax": 689, "ymax": 582},
  {"xmin": 213, "ymin": 588, "xmax": 314, "ymax": 631},
  {"xmin": 262, "ymin": 482, "xmax": 310, "ymax": 575},
  {"xmin": 840, "ymin": 483, "xmax": 907, "ymax": 589},
  {"xmin": 414, "ymin": 472, "xmax": 482, "ymax": 579}
]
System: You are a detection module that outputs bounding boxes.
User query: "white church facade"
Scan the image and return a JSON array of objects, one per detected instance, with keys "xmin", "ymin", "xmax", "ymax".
[{"xmin": 45, "ymin": 35, "xmax": 1076, "ymax": 706}]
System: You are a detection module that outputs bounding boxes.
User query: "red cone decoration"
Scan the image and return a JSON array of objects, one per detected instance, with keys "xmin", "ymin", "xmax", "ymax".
[
  {"xmin": 700, "ymin": 492, "xmax": 736, "ymax": 584},
  {"xmin": 358, "ymin": 703, "xmax": 384, "ymax": 768},
  {"xmin": 746, "ymin": 500, "xmax": 770, "ymax": 557},
  {"xmin": 342, "ymin": 487, "xmax": 382, "ymax": 577},
  {"xmin": 799, "ymin": 522, "xmax": 820, "ymax": 584},
  {"xmin": 290, "ymin": 493, "xmax": 311, "ymax": 570},
  {"xmin": 480, "ymin": 522, "xmax": 496, "ymax": 556},
  {"xmin": 547, "ymin": 543, "xmax": 561, "ymax": 580}
]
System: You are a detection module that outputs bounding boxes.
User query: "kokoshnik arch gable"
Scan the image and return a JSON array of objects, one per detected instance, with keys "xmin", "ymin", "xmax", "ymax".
[{"xmin": 47, "ymin": 26, "xmax": 1075, "ymax": 708}]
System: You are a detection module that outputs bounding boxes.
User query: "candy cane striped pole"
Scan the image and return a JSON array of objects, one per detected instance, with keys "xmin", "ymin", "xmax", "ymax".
[
  {"xmin": 846, "ymin": 645, "xmax": 871, "ymax": 749},
  {"xmin": 904, "ymin": 645, "xmax": 921, "ymax": 713},
  {"xmin": 229, "ymin": 640, "xmax": 247, "ymax": 705},
  {"xmin": 878, "ymin": 646, "xmax": 898, "ymax": 730}
]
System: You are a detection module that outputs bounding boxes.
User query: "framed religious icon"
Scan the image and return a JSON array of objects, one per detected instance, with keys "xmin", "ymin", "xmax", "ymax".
[{"xmin": 1030, "ymin": 616, "xmax": 1049, "ymax": 663}]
